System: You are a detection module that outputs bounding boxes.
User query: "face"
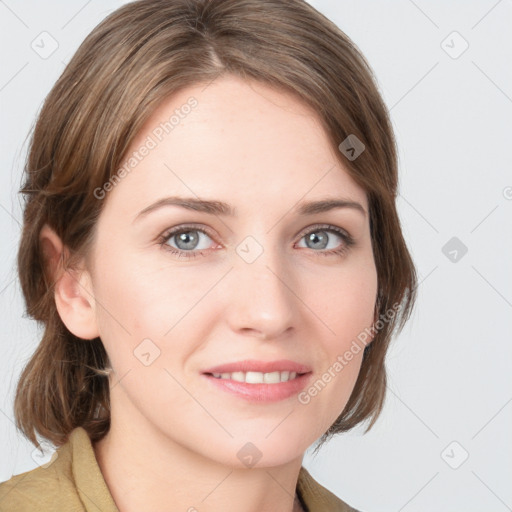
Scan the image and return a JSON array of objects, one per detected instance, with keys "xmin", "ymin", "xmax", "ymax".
[{"xmin": 85, "ymin": 75, "xmax": 377, "ymax": 467}]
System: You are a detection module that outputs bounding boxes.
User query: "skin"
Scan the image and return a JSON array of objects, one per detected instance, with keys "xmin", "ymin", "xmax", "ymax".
[{"xmin": 41, "ymin": 75, "xmax": 378, "ymax": 512}]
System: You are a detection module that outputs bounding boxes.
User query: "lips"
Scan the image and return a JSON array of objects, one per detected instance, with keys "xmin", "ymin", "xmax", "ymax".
[
  {"xmin": 202, "ymin": 359, "xmax": 312, "ymax": 375},
  {"xmin": 202, "ymin": 371, "xmax": 313, "ymax": 402}
]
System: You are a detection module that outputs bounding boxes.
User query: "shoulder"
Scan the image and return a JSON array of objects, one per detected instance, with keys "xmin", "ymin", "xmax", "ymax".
[
  {"xmin": 0, "ymin": 431, "xmax": 84, "ymax": 512},
  {"xmin": 297, "ymin": 466, "xmax": 363, "ymax": 512}
]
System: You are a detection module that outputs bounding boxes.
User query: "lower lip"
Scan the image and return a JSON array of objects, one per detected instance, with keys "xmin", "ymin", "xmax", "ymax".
[{"xmin": 202, "ymin": 372, "xmax": 312, "ymax": 402}]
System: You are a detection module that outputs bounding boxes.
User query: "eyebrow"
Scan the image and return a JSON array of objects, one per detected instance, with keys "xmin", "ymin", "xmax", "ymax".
[{"xmin": 133, "ymin": 195, "xmax": 366, "ymax": 222}]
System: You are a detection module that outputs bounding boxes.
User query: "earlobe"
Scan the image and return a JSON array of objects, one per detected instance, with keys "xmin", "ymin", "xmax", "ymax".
[{"xmin": 39, "ymin": 224, "xmax": 100, "ymax": 340}]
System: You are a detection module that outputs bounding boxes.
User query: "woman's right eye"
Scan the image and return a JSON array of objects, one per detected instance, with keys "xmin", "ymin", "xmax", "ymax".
[{"xmin": 159, "ymin": 226, "xmax": 216, "ymax": 258}]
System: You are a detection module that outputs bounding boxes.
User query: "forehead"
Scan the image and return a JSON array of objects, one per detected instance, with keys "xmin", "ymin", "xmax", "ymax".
[{"xmin": 103, "ymin": 75, "xmax": 367, "ymax": 219}]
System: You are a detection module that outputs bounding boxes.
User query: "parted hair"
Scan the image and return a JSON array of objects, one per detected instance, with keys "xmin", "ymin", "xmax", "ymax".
[{"xmin": 14, "ymin": 0, "xmax": 417, "ymax": 450}]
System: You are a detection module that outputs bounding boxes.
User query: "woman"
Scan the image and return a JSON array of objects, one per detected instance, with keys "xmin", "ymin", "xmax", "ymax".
[{"xmin": 0, "ymin": 0, "xmax": 416, "ymax": 510}]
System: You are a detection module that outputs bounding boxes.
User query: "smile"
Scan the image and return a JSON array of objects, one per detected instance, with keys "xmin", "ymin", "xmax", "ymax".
[
  {"xmin": 202, "ymin": 371, "xmax": 313, "ymax": 402},
  {"xmin": 208, "ymin": 370, "xmax": 303, "ymax": 384}
]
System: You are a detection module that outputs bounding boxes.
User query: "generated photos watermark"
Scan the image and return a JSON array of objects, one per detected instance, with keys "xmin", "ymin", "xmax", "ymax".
[
  {"xmin": 298, "ymin": 301, "xmax": 402, "ymax": 405},
  {"xmin": 94, "ymin": 96, "xmax": 198, "ymax": 200}
]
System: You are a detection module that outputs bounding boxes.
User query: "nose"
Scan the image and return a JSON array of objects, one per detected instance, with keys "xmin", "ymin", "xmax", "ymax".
[{"xmin": 223, "ymin": 246, "xmax": 297, "ymax": 340}]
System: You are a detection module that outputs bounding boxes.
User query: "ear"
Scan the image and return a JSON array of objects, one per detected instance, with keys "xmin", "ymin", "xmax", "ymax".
[{"xmin": 39, "ymin": 224, "xmax": 100, "ymax": 340}]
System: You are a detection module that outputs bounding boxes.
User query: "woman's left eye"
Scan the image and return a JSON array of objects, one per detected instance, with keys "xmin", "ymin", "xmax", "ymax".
[
  {"xmin": 159, "ymin": 224, "xmax": 354, "ymax": 259},
  {"xmin": 296, "ymin": 225, "xmax": 355, "ymax": 257}
]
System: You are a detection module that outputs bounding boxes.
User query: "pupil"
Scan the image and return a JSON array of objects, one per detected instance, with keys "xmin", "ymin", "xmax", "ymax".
[
  {"xmin": 307, "ymin": 231, "xmax": 327, "ymax": 250},
  {"xmin": 177, "ymin": 231, "xmax": 198, "ymax": 250}
]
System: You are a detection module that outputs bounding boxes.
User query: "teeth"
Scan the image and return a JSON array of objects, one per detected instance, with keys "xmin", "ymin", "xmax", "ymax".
[{"xmin": 210, "ymin": 371, "xmax": 299, "ymax": 383}]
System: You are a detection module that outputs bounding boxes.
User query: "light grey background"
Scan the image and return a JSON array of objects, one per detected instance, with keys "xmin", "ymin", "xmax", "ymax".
[{"xmin": 1, "ymin": 1, "xmax": 511, "ymax": 511}]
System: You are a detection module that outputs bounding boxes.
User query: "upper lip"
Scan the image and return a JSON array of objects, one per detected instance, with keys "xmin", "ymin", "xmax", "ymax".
[{"xmin": 202, "ymin": 359, "xmax": 312, "ymax": 375}]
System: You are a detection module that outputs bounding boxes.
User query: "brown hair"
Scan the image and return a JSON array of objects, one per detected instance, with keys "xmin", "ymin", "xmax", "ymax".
[{"xmin": 14, "ymin": 0, "xmax": 417, "ymax": 450}]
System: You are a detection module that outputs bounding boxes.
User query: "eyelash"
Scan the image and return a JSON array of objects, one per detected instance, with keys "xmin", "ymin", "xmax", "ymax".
[{"xmin": 158, "ymin": 223, "xmax": 355, "ymax": 259}]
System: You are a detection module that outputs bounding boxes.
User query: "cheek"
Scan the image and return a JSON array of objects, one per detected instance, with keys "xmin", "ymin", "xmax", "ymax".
[
  {"xmin": 307, "ymin": 258, "xmax": 376, "ymax": 390},
  {"xmin": 300, "ymin": 260, "xmax": 376, "ymax": 428},
  {"xmin": 91, "ymin": 251, "xmax": 216, "ymax": 359},
  {"xmin": 318, "ymin": 257, "xmax": 378, "ymax": 345}
]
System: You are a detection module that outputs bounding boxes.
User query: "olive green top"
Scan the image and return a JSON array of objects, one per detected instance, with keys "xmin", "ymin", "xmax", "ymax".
[{"xmin": 0, "ymin": 427, "xmax": 360, "ymax": 511}]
